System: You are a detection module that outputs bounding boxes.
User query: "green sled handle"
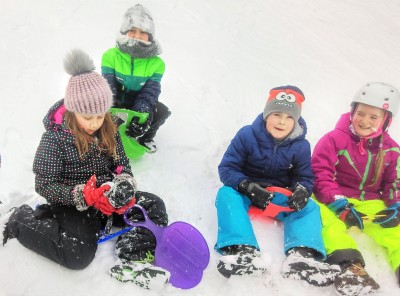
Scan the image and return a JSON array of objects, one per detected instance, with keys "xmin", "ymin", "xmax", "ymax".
[{"xmin": 110, "ymin": 108, "xmax": 150, "ymax": 159}]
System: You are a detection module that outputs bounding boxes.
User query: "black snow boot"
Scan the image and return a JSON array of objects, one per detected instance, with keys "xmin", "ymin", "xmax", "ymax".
[
  {"xmin": 110, "ymin": 261, "xmax": 170, "ymax": 290},
  {"xmin": 282, "ymin": 247, "xmax": 341, "ymax": 287},
  {"xmin": 334, "ymin": 262, "xmax": 380, "ymax": 296},
  {"xmin": 217, "ymin": 244, "xmax": 267, "ymax": 278},
  {"xmin": 138, "ymin": 138, "xmax": 157, "ymax": 153}
]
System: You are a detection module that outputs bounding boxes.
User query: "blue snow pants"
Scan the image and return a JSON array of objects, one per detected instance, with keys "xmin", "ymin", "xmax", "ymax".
[{"xmin": 215, "ymin": 186, "xmax": 326, "ymax": 258}]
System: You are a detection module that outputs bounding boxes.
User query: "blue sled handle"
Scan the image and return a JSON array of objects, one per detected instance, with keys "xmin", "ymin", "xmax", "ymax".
[{"xmin": 97, "ymin": 226, "xmax": 133, "ymax": 244}]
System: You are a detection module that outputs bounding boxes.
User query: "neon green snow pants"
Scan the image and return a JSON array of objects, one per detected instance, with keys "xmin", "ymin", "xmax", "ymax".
[{"xmin": 314, "ymin": 196, "xmax": 400, "ymax": 271}]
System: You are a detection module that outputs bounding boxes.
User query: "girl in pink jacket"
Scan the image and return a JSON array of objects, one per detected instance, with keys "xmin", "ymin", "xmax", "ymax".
[{"xmin": 312, "ymin": 82, "xmax": 400, "ymax": 296}]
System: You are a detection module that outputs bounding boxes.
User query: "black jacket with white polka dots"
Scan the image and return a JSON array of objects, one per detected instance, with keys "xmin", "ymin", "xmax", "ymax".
[{"xmin": 33, "ymin": 100, "xmax": 132, "ymax": 207}]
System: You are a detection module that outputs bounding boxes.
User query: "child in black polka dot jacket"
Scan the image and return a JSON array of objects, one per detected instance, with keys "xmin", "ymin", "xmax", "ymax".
[{"xmin": 2, "ymin": 49, "xmax": 171, "ymax": 290}]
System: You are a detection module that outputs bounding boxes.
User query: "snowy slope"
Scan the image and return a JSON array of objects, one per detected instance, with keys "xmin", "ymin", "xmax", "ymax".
[{"xmin": 1, "ymin": 0, "xmax": 400, "ymax": 295}]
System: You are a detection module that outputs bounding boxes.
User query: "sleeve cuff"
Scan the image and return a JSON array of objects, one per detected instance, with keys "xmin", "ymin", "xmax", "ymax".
[
  {"xmin": 72, "ymin": 184, "xmax": 89, "ymax": 212},
  {"xmin": 113, "ymin": 173, "xmax": 137, "ymax": 192}
]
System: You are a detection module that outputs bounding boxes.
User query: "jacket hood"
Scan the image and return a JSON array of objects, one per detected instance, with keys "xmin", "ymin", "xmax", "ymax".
[
  {"xmin": 252, "ymin": 113, "xmax": 307, "ymax": 145},
  {"xmin": 335, "ymin": 112, "xmax": 389, "ymax": 138},
  {"xmin": 42, "ymin": 99, "xmax": 69, "ymax": 132},
  {"xmin": 335, "ymin": 112, "xmax": 354, "ymax": 135}
]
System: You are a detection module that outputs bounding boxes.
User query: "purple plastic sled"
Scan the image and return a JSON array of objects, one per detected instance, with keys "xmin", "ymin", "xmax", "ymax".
[{"xmin": 123, "ymin": 205, "xmax": 210, "ymax": 289}]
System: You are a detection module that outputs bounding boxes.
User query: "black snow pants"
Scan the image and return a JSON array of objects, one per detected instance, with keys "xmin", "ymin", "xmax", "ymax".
[
  {"xmin": 4, "ymin": 191, "xmax": 168, "ymax": 269},
  {"xmin": 140, "ymin": 101, "xmax": 171, "ymax": 142}
]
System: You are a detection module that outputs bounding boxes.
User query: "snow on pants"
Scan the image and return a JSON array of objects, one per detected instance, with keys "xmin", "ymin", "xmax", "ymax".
[
  {"xmin": 115, "ymin": 191, "xmax": 168, "ymax": 262},
  {"xmin": 11, "ymin": 204, "xmax": 100, "ymax": 270},
  {"xmin": 215, "ymin": 186, "xmax": 326, "ymax": 258},
  {"xmin": 10, "ymin": 191, "xmax": 168, "ymax": 269},
  {"xmin": 317, "ymin": 197, "xmax": 400, "ymax": 271}
]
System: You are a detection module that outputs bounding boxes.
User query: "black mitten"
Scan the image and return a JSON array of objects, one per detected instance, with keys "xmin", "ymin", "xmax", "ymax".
[
  {"xmin": 328, "ymin": 199, "xmax": 366, "ymax": 229},
  {"xmin": 107, "ymin": 175, "xmax": 137, "ymax": 208},
  {"xmin": 287, "ymin": 184, "xmax": 309, "ymax": 211},
  {"xmin": 373, "ymin": 203, "xmax": 400, "ymax": 228},
  {"xmin": 255, "ymin": 181, "xmax": 274, "ymax": 188},
  {"xmin": 126, "ymin": 111, "xmax": 153, "ymax": 138},
  {"xmin": 238, "ymin": 180, "xmax": 273, "ymax": 210}
]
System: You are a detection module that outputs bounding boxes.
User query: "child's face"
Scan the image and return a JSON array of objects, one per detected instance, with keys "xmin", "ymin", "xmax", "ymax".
[
  {"xmin": 352, "ymin": 103, "xmax": 385, "ymax": 137},
  {"xmin": 75, "ymin": 113, "xmax": 106, "ymax": 135},
  {"xmin": 265, "ymin": 112, "xmax": 295, "ymax": 140},
  {"xmin": 126, "ymin": 28, "xmax": 149, "ymax": 42}
]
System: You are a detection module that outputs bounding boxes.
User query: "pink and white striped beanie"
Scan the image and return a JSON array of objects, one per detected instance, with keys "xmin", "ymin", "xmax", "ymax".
[{"xmin": 64, "ymin": 49, "xmax": 113, "ymax": 115}]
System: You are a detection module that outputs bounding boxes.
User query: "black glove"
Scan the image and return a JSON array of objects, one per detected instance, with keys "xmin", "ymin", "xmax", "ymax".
[
  {"xmin": 287, "ymin": 184, "xmax": 309, "ymax": 211},
  {"xmin": 126, "ymin": 112, "xmax": 153, "ymax": 138},
  {"xmin": 373, "ymin": 203, "xmax": 400, "ymax": 228},
  {"xmin": 255, "ymin": 181, "xmax": 274, "ymax": 188},
  {"xmin": 238, "ymin": 180, "xmax": 274, "ymax": 210},
  {"xmin": 328, "ymin": 199, "xmax": 366, "ymax": 229},
  {"xmin": 107, "ymin": 176, "xmax": 136, "ymax": 208}
]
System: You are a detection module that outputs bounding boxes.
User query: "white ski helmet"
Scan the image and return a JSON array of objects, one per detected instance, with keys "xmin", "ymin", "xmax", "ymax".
[{"xmin": 352, "ymin": 82, "xmax": 400, "ymax": 117}]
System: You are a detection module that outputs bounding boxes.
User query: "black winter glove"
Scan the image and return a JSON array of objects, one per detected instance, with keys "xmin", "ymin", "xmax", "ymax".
[
  {"xmin": 255, "ymin": 181, "xmax": 274, "ymax": 188},
  {"xmin": 238, "ymin": 180, "xmax": 274, "ymax": 210},
  {"xmin": 328, "ymin": 198, "xmax": 366, "ymax": 230},
  {"xmin": 126, "ymin": 112, "xmax": 153, "ymax": 138},
  {"xmin": 107, "ymin": 175, "xmax": 137, "ymax": 208},
  {"xmin": 373, "ymin": 203, "xmax": 400, "ymax": 228},
  {"xmin": 287, "ymin": 184, "xmax": 309, "ymax": 211}
]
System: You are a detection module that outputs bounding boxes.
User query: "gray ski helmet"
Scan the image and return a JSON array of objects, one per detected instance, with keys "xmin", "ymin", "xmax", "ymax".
[{"xmin": 352, "ymin": 82, "xmax": 400, "ymax": 116}]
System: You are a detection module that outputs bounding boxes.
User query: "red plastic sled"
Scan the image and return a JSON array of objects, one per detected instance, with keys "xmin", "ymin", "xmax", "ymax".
[{"xmin": 248, "ymin": 186, "xmax": 294, "ymax": 221}]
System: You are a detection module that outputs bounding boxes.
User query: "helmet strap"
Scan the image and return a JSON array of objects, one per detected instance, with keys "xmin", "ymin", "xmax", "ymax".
[{"xmin": 382, "ymin": 112, "xmax": 392, "ymax": 132}]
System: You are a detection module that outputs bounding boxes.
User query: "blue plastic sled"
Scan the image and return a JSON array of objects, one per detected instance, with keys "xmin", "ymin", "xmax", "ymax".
[{"xmin": 110, "ymin": 108, "xmax": 149, "ymax": 159}]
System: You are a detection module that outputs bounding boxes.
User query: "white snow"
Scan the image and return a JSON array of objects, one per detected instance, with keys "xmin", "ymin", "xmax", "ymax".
[{"xmin": 1, "ymin": 0, "xmax": 400, "ymax": 295}]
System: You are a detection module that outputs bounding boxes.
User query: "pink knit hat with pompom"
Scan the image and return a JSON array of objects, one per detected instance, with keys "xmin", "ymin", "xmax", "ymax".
[{"xmin": 64, "ymin": 49, "xmax": 113, "ymax": 114}]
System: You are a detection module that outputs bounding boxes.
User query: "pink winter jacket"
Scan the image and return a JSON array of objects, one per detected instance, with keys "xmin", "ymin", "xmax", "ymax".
[{"xmin": 312, "ymin": 112, "xmax": 400, "ymax": 206}]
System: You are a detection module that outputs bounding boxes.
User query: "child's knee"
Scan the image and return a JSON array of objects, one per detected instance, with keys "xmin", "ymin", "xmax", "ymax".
[
  {"xmin": 215, "ymin": 186, "xmax": 243, "ymax": 207},
  {"xmin": 63, "ymin": 244, "xmax": 97, "ymax": 270}
]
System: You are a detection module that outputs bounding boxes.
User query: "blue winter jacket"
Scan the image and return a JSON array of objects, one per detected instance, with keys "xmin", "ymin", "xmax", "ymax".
[{"xmin": 218, "ymin": 114, "xmax": 314, "ymax": 194}]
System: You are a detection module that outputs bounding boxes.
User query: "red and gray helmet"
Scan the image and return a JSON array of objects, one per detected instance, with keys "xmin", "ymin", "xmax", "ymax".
[{"xmin": 351, "ymin": 82, "xmax": 400, "ymax": 117}]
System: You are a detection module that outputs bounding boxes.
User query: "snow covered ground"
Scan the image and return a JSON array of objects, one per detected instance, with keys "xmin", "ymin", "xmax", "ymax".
[{"xmin": 1, "ymin": 0, "xmax": 400, "ymax": 295}]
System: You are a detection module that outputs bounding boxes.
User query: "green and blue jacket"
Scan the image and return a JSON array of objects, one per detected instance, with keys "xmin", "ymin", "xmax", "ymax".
[{"xmin": 101, "ymin": 47, "xmax": 165, "ymax": 114}]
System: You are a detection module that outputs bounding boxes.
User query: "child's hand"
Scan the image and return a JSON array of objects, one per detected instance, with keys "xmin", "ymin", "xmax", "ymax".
[
  {"xmin": 328, "ymin": 198, "xmax": 366, "ymax": 229},
  {"xmin": 107, "ymin": 180, "xmax": 136, "ymax": 208},
  {"xmin": 340, "ymin": 207, "xmax": 366, "ymax": 229},
  {"xmin": 238, "ymin": 180, "xmax": 273, "ymax": 210},
  {"xmin": 83, "ymin": 175, "xmax": 112, "ymax": 207},
  {"xmin": 287, "ymin": 184, "xmax": 309, "ymax": 211},
  {"xmin": 373, "ymin": 202, "xmax": 400, "ymax": 228},
  {"xmin": 107, "ymin": 174, "xmax": 137, "ymax": 209},
  {"xmin": 114, "ymin": 197, "xmax": 136, "ymax": 215},
  {"xmin": 83, "ymin": 175, "xmax": 115, "ymax": 216},
  {"xmin": 126, "ymin": 114, "xmax": 152, "ymax": 138},
  {"xmin": 96, "ymin": 196, "xmax": 117, "ymax": 216},
  {"xmin": 255, "ymin": 181, "xmax": 274, "ymax": 188}
]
